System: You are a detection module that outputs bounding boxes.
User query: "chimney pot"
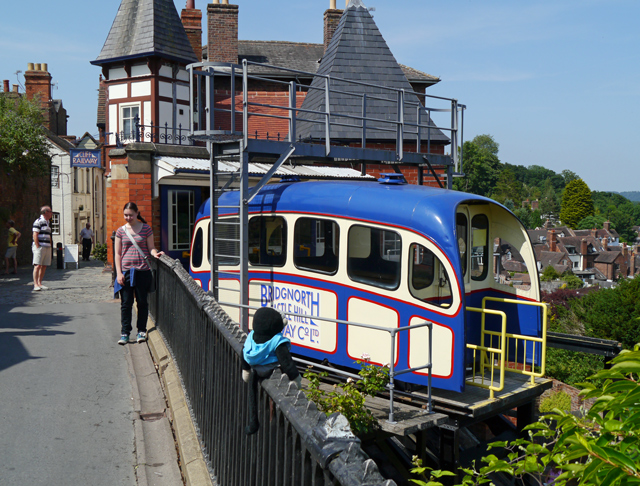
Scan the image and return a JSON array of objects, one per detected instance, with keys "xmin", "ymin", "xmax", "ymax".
[
  {"xmin": 3, "ymin": 80, "xmax": 8, "ymax": 92},
  {"xmin": 330, "ymin": 0, "xmax": 336, "ymax": 8},
  {"xmin": 42, "ymin": 63, "xmax": 48, "ymax": 73},
  {"xmin": 35, "ymin": 63, "xmax": 42, "ymax": 71},
  {"xmin": 186, "ymin": 0, "xmax": 195, "ymax": 8},
  {"xmin": 12, "ymin": 84, "xmax": 19, "ymax": 93},
  {"xmin": 27, "ymin": 62, "xmax": 35, "ymax": 71},
  {"xmin": 221, "ymin": 0, "xmax": 228, "ymax": 4}
]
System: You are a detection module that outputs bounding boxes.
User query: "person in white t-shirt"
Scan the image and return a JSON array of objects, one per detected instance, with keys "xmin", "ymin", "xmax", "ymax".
[{"xmin": 79, "ymin": 223, "xmax": 95, "ymax": 261}]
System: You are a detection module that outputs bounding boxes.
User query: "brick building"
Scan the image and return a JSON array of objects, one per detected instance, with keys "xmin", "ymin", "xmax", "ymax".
[{"xmin": 93, "ymin": 0, "xmax": 455, "ymax": 265}]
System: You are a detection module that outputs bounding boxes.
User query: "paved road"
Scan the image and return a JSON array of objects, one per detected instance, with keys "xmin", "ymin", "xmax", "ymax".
[{"xmin": 0, "ymin": 261, "xmax": 180, "ymax": 485}]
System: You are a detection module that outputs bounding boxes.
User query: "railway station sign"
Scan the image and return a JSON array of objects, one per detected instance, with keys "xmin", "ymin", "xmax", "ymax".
[{"xmin": 70, "ymin": 149, "xmax": 101, "ymax": 168}]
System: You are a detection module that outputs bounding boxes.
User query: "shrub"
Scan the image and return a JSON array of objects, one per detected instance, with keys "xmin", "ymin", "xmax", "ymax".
[
  {"xmin": 303, "ymin": 357, "xmax": 389, "ymax": 436},
  {"xmin": 91, "ymin": 243, "xmax": 108, "ymax": 266},
  {"xmin": 539, "ymin": 390, "xmax": 572, "ymax": 413}
]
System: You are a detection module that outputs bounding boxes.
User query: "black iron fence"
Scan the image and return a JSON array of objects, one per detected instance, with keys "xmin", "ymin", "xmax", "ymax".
[
  {"xmin": 149, "ymin": 257, "xmax": 395, "ymax": 486},
  {"xmin": 115, "ymin": 115, "xmax": 190, "ymax": 146}
]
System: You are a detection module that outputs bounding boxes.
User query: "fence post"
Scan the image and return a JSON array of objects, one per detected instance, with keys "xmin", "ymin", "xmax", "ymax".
[{"xmin": 111, "ymin": 231, "xmax": 116, "ymax": 284}]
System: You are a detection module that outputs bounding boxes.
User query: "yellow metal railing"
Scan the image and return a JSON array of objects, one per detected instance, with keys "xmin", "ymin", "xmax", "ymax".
[{"xmin": 466, "ymin": 297, "xmax": 549, "ymax": 399}]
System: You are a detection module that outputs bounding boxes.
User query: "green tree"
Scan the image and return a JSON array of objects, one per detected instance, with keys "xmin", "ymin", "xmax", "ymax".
[
  {"xmin": 454, "ymin": 135, "xmax": 501, "ymax": 197},
  {"xmin": 412, "ymin": 345, "xmax": 640, "ymax": 486},
  {"xmin": 0, "ymin": 94, "xmax": 50, "ymax": 175},
  {"xmin": 492, "ymin": 169, "xmax": 524, "ymax": 206},
  {"xmin": 576, "ymin": 214, "xmax": 606, "ymax": 230},
  {"xmin": 561, "ymin": 169, "xmax": 579, "ymax": 185},
  {"xmin": 572, "ymin": 276, "xmax": 640, "ymax": 348},
  {"xmin": 559, "ymin": 178, "xmax": 595, "ymax": 228}
]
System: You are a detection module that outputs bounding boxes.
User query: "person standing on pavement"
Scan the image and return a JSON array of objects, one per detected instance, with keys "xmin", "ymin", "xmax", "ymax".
[
  {"xmin": 114, "ymin": 202, "xmax": 164, "ymax": 345},
  {"xmin": 5, "ymin": 220, "xmax": 21, "ymax": 275},
  {"xmin": 79, "ymin": 223, "xmax": 94, "ymax": 261},
  {"xmin": 32, "ymin": 206, "xmax": 53, "ymax": 291}
]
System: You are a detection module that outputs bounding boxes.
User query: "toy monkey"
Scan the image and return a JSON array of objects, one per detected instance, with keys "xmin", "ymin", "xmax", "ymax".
[{"xmin": 241, "ymin": 306, "xmax": 301, "ymax": 435}]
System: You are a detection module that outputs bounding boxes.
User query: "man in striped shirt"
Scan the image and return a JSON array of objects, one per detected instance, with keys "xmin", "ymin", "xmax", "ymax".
[{"xmin": 32, "ymin": 205, "xmax": 53, "ymax": 291}]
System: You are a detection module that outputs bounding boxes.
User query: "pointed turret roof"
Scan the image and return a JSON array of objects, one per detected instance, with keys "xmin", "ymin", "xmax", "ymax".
[
  {"xmin": 297, "ymin": 0, "xmax": 448, "ymax": 143},
  {"xmin": 92, "ymin": 0, "xmax": 197, "ymax": 66}
]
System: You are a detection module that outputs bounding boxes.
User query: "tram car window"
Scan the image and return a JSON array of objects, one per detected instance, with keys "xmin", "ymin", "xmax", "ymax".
[
  {"xmin": 470, "ymin": 214, "xmax": 489, "ymax": 281},
  {"xmin": 347, "ymin": 225, "xmax": 401, "ymax": 290},
  {"xmin": 409, "ymin": 243, "xmax": 453, "ymax": 308},
  {"xmin": 249, "ymin": 216, "xmax": 287, "ymax": 266},
  {"xmin": 293, "ymin": 217, "xmax": 339, "ymax": 275},
  {"xmin": 456, "ymin": 213, "xmax": 468, "ymax": 277},
  {"xmin": 217, "ymin": 218, "xmax": 240, "ymax": 266},
  {"xmin": 191, "ymin": 225, "xmax": 204, "ymax": 269}
]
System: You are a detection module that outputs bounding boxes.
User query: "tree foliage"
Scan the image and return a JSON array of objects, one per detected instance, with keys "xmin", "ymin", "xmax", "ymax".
[
  {"xmin": 0, "ymin": 94, "xmax": 50, "ymax": 176},
  {"xmin": 559, "ymin": 178, "xmax": 595, "ymax": 228},
  {"xmin": 454, "ymin": 135, "xmax": 502, "ymax": 197},
  {"xmin": 413, "ymin": 345, "xmax": 640, "ymax": 486}
]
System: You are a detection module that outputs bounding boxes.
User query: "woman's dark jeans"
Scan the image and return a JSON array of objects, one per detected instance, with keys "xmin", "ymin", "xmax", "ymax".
[{"xmin": 119, "ymin": 269, "xmax": 152, "ymax": 335}]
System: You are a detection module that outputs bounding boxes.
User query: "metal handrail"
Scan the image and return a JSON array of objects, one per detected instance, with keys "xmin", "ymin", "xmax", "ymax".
[
  {"xmin": 187, "ymin": 60, "xmax": 464, "ymax": 165},
  {"xmin": 482, "ymin": 297, "xmax": 549, "ymax": 384},
  {"xmin": 466, "ymin": 307, "xmax": 507, "ymax": 399},
  {"xmin": 218, "ymin": 300, "xmax": 434, "ymax": 423}
]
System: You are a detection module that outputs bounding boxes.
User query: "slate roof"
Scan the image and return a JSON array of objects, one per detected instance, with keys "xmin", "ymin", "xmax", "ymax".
[
  {"xmin": 211, "ymin": 40, "xmax": 440, "ymax": 86},
  {"xmin": 595, "ymin": 250, "xmax": 622, "ymax": 264},
  {"xmin": 295, "ymin": 3, "xmax": 449, "ymax": 143},
  {"xmin": 92, "ymin": 0, "xmax": 197, "ymax": 66}
]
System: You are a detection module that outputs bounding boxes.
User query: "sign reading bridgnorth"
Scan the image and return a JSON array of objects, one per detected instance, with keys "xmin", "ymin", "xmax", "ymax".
[{"xmin": 70, "ymin": 149, "xmax": 101, "ymax": 168}]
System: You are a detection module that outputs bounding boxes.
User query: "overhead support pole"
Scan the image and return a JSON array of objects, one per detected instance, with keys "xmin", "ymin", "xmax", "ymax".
[
  {"xmin": 397, "ymin": 89, "xmax": 404, "ymax": 161},
  {"xmin": 325, "ymin": 77, "xmax": 331, "ymax": 157},
  {"xmin": 422, "ymin": 155, "xmax": 444, "ymax": 189},
  {"xmin": 239, "ymin": 142, "xmax": 249, "ymax": 333},
  {"xmin": 289, "ymin": 81, "xmax": 297, "ymax": 142},
  {"xmin": 246, "ymin": 145, "xmax": 297, "ymax": 203}
]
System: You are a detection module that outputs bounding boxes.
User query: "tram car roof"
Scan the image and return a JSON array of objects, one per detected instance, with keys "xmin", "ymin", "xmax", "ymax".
[{"xmin": 203, "ymin": 178, "xmax": 512, "ymax": 271}]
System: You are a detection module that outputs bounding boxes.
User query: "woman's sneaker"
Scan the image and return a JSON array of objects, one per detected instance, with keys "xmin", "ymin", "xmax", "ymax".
[
  {"xmin": 136, "ymin": 332, "xmax": 147, "ymax": 343},
  {"xmin": 118, "ymin": 335, "xmax": 129, "ymax": 345}
]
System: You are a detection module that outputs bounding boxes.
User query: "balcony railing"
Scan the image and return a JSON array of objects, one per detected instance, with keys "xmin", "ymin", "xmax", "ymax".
[{"xmin": 114, "ymin": 115, "xmax": 191, "ymax": 146}]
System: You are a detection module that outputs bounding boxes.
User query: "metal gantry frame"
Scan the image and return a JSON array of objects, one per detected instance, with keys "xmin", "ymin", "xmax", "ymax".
[{"xmin": 188, "ymin": 59, "xmax": 467, "ymax": 420}]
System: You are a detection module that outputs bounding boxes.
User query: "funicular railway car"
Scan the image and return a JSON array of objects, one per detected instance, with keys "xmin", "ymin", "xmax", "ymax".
[{"xmin": 189, "ymin": 176, "xmax": 547, "ymax": 394}]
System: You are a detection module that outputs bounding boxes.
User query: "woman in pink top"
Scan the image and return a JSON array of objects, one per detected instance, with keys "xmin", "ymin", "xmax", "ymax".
[{"xmin": 114, "ymin": 202, "xmax": 164, "ymax": 345}]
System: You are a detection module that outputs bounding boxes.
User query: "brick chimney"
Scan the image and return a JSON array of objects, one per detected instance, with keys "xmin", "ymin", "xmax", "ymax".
[
  {"xmin": 548, "ymin": 229, "xmax": 557, "ymax": 252},
  {"xmin": 2, "ymin": 80, "xmax": 8, "ymax": 92},
  {"xmin": 590, "ymin": 228, "xmax": 597, "ymax": 238},
  {"xmin": 182, "ymin": 0, "xmax": 203, "ymax": 62},
  {"xmin": 531, "ymin": 200, "xmax": 539, "ymax": 210},
  {"xmin": 324, "ymin": 0, "xmax": 343, "ymax": 52},
  {"xmin": 207, "ymin": 1, "xmax": 238, "ymax": 64},
  {"xmin": 604, "ymin": 220, "xmax": 611, "ymax": 231},
  {"xmin": 603, "ymin": 236, "xmax": 608, "ymax": 250},
  {"xmin": 631, "ymin": 249, "xmax": 636, "ymax": 276},
  {"xmin": 23, "ymin": 62, "xmax": 53, "ymax": 129},
  {"xmin": 580, "ymin": 239, "xmax": 588, "ymax": 271}
]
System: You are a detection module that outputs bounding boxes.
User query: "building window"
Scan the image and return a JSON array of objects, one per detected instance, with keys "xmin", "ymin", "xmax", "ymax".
[
  {"xmin": 51, "ymin": 213, "xmax": 60, "ymax": 235},
  {"xmin": 121, "ymin": 104, "xmax": 140, "ymax": 140},
  {"xmin": 51, "ymin": 166, "xmax": 60, "ymax": 188},
  {"xmin": 86, "ymin": 169, "xmax": 91, "ymax": 194},
  {"xmin": 73, "ymin": 167, "xmax": 79, "ymax": 193},
  {"xmin": 168, "ymin": 189, "xmax": 195, "ymax": 251}
]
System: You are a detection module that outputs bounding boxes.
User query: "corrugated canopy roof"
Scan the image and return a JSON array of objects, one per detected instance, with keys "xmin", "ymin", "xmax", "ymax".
[{"xmin": 155, "ymin": 156, "xmax": 374, "ymax": 180}]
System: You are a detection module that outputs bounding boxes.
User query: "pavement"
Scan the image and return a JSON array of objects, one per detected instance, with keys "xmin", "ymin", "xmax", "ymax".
[{"xmin": 0, "ymin": 260, "xmax": 211, "ymax": 486}]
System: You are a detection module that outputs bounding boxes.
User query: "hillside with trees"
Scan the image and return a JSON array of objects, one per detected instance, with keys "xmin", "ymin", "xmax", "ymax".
[{"xmin": 455, "ymin": 134, "xmax": 640, "ymax": 242}]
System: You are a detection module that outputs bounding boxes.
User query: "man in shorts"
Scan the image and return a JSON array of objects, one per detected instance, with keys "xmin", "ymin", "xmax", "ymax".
[
  {"xmin": 32, "ymin": 206, "xmax": 53, "ymax": 291},
  {"xmin": 5, "ymin": 220, "xmax": 21, "ymax": 274}
]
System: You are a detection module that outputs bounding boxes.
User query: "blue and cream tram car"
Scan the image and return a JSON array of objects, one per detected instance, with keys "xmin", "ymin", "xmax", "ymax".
[{"xmin": 189, "ymin": 176, "xmax": 545, "ymax": 393}]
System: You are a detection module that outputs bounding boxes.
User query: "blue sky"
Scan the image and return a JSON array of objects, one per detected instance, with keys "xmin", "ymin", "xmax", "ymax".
[{"xmin": 1, "ymin": 0, "xmax": 638, "ymax": 192}]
